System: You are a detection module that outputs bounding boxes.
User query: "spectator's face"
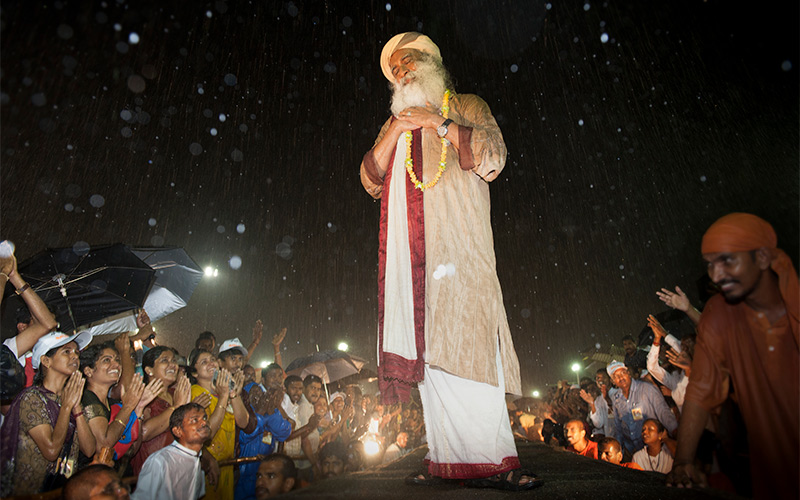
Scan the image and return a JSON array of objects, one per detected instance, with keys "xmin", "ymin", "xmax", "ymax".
[
  {"xmin": 304, "ymin": 381, "xmax": 322, "ymax": 404},
  {"xmin": 197, "ymin": 338, "xmax": 215, "ymax": 352},
  {"xmin": 610, "ymin": 368, "xmax": 631, "ymax": 393},
  {"xmin": 564, "ymin": 421, "xmax": 585, "ymax": 446},
  {"xmin": 704, "ymin": 251, "xmax": 763, "ymax": 302},
  {"xmin": 43, "ymin": 341, "xmax": 80, "ymax": 377},
  {"xmin": 255, "ymin": 460, "xmax": 291, "ymax": 499},
  {"xmin": 287, "ymin": 381, "xmax": 304, "ymax": 404},
  {"xmin": 220, "ymin": 353, "xmax": 243, "ymax": 374},
  {"xmin": 599, "ymin": 442, "xmax": 623, "ymax": 464},
  {"xmin": 332, "ymin": 397, "xmax": 345, "ymax": 412},
  {"xmin": 396, "ymin": 432, "xmax": 408, "ymax": 448},
  {"xmin": 622, "ymin": 339, "xmax": 637, "ymax": 356},
  {"xmin": 193, "ymin": 352, "xmax": 218, "ymax": 382},
  {"xmin": 321, "ymin": 455, "xmax": 345, "ymax": 479},
  {"xmin": 314, "ymin": 397, "xmax": 329, "ymax": 416},
  {"xmin": 595, "ymin": 372, "xmax": 611, "ymax": 388},
  {"xmin": 174, "ymin": 408, "xmax": 211, "ymax": 447},
  {"xmin": 87, "ymin": 348, "xmax": 122, "ymax": 385},
  {"xmin": 264, "ymin": 368, "xmax": 284, "ymax": 389},
  {"xmin": 149, "ymin": 350, "xmax": 179, "ymax": 385},
  {"xmin": 243, "ymin": 365, "xmax": 255, "ymax": 384},
  {"xmin": 641, "ymin": 420, "xmax": 661, "ymax": 446},
  {"xmin": 88, "ymin": 471, "xmax": 131, "ymax": 499}
]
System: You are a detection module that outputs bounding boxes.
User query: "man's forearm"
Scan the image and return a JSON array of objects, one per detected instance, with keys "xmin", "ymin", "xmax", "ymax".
[{"xmin": 674, "ymin": 400, "xmax": 710, "ymax": 463}]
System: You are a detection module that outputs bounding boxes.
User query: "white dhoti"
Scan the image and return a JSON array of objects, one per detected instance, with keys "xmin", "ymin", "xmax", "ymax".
[{"xmin": 418, "ymin": 343, "xmax": 520, "ymax": 478}]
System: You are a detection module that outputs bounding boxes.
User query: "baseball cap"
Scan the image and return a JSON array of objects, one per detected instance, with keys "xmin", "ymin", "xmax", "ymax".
[
  {"xmin": 218, "ymin": 338, "xmax": 248, "ymax": 357},
  {"xmin": 606, "ymin": 360, "xmax": 626, "ymax": 377},
  {"xmin": 32, "ymin": 330, "xmax": 94, "ymax": 369}
]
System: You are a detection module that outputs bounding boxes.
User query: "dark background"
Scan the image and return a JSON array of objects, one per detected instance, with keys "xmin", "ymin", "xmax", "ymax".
[{"xmin": 1, "ymin": 0, "xmax": 797, "ymax": 395}]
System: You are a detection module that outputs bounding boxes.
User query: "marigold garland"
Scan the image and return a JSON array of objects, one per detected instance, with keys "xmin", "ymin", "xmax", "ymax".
[{"xmin": 405, "ymin": 89, "xmax": 451, "ymax": 191}]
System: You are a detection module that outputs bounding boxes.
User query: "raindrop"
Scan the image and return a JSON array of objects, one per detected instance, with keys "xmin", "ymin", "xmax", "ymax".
[
  {"xmin": 216, "ymin": 225, "xmax": 225, "ymax": 233},
  {"xmin": 120, "ymin": 109, "xmax": 133, "ymax": 121},
  {"xmin": 148, "ymin": 218, "xmax": 157, "ymax": 226},
  {"xmin": 781, "ymin": 60, "xmax": 792, "ymax": 71},
  {"xmin": 327, "ymin": 222, "xmax": 337, "ymax": 233},
  {"xmin": 510, "ymin": 64, "xmax": 519, "ymax": 73},
  {"xmin": 578, "ymin": 119, "xmax": 584, "ymax": 126},
  {"xmin": 600, "ymin": 33, "xmax": 609, "ymax": 43},
  {"xmin": 342, "ymin": 16, "xmax": 352, "ymax": 27},
  {"xmin": 89, "ymin": 194, "xmax": 105, "ymax": 208},
  {"xmin": 210, "ymin": 128, "xmax": 218, "ymax": 136},
  {"xmin": 73, "ymin": 241, "xmax": 91, "ymax": 256},
  {"xmin": 583, "ymin": 3, "xmax": 591, "ymax": 11},
  {"xmin": 385, "ymin": 3, "xmax": 391, "ymax": 11},
  {"xmin": 218, "ymin": 113, "xmax": 226, "ymax": 122},
  {"xmin": 239, "ymin": 124, "xmax": 248, "ymax": 132},
  {"xmin": 56, "ymin": 24, "xmax": 74, "ymax": 39},
  {"xmin": 127, "ymin": 75, "xmax": 146, "ymax": 93},
  {"xmin": 445, "ymin": 262, "xmax": 455, "ymax": 276},
  {"xmin": 151, "ymin": 235, "xmax": 165, "ymax": 246},
  {"xmin": 595, "ymin": 343, "xmax": 601, "ymax": 349},
  {"xmin": 619, "ymin": 264, "xmax": 624, "ymax": 270},
  {"xmin": 120, "ymin": 127, "xmax": 133, "ymax": 138},
  {"xmin": 189, "ymin": 142, "xmax": 203, "ymax": 155},
  {"xmin": 276, "ymin": 242, "xmax": 292, "ymax": 260},
  {"xmin": 287, "ymin": 2, "xmax": 299, "ymax": 16},
  {"xmin": 64, "ymin": 203, "xmax": 74, "ymax": 212},
  {"xmin": 206, "ymin": 10, "xmax": 212, "ymax": 18},
  {"xmin": 32, "ymin": 93, "xmax": 47, "ymax": 107},
  {"xmin": 113, "ymin": 23, "xmax": 122, "ymax": 31},
  {"xmin": 197, "ymin": 86, "xmax": 204, "ymax": 95},
  {"xmin": 231, "ymin": 149, "xmax": 243, "ymax": 162},
  {"xmin": 229, "ymin": 256, "xmax": 242, "ymax": 269},
  {"xmin": 700, "ymin": 175, "xmax": 707, "ymax": 182},
  {"xmin": 236, "ymin": 223, "xmax": 246, "ymax": 234},
  {"xmin": 224, "ymin": 73, "xmax": 238, "ymax": 86},
  {"xmin": 128, "ymin": 32, "xmax": 140, "ymax": 44},
  {"xmin": 323, "ymin": 62, "xmax": 337, "ymax": 73},
  {"xmin": 521, "ymin": 308, "xmax": 531, "ymax": 318}
]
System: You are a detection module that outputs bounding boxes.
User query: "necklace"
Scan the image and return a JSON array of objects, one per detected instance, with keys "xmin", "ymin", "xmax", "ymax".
[
  {"xmin": 646, "ymin": 447, "xmax": 662, "ymax": 471},
  {"xmin": 405, "ymin": 89, "xmax": 451, "ymax": 191}
]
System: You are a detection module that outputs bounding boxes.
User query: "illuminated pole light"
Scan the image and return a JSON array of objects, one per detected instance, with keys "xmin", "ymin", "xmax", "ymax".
[
  {"xmin": 260, "ymin": 360, "xmax": 268, "ymax": 369},
  {"xmin": 532, "ymin": 390, "xmax": 540, "ymax": 398},
  {"xmin": 571, "ymin": 362, "xmax": 581, "ymax": 386},
  {"xmin": 338, "ymin": 342, "xmax": 349, "ymax": 352}
]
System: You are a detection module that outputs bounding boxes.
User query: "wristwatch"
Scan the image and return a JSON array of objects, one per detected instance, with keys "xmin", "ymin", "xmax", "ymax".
[{"xmin": 437, "ymin": 118, "xmax": 454, "ymax": 138}]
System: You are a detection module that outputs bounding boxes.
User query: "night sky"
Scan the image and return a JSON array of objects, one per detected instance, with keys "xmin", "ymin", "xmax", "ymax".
[{"xmin": 1, "ymin": 0, "xmax": 797, "ymax": 395}]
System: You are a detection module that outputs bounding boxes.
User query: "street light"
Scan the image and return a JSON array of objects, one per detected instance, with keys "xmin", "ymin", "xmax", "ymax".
[
  {"xmin": 571, "ymin": 362, "xmax": 581, "ymax": 385},
  {"xmin": 338, "ymin": 342, "xmax": 349, "ymax": 352},
  {"xmin": 532, "ymin": 390, "xmax": 540, "ymax": 398},
  {"xmin": 204, "ymin": 266, "xmax": 218, "ymax": 277},
  {"xmin": 260, "ymin": 360, "xmax": 268, "ymax": 369}
]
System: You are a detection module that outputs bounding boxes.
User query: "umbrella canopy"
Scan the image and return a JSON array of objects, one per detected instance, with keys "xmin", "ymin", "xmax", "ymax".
[
  {"xmin": 10, "ymin": 243, "xmax": 155, "ymax": 333},
  {"xmin": 84, "ymin": 247, "xmax": 203, "ymax": 336},
  {"xmin": 285, "ymin": 350, "xmax": 367, "ymax": 384}
]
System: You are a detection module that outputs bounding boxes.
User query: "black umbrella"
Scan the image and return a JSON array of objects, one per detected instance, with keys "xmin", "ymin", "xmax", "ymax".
[
  {"xmin": 285, "ymin": 350, "xmax": 367, "ymax": 384},
  {"xmin": 84, "ymin": 247, "xmax": 203, "ymax": 336},
  {"xmin": 9, "ymin": 243, "xmax": 156, "ymax": 333}
]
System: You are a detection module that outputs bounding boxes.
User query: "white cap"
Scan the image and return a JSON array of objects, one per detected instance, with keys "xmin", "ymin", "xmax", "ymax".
[
  {"xmin": 32, "ymin": 330, "xmax": 93, "ymax": 369},
  {"xmin": 218, "ymin": 338, "xmax": 248, "ymax": 357}
]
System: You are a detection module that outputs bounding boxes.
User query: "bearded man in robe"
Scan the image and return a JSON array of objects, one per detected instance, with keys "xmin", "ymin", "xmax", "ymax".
[
  {"xmin": 667, "ymin": 213, "xmax": 799, "ymax": 499},
  {"xmin": 359, "ymin": 32, "xmax": 537, "ymax": 491}
]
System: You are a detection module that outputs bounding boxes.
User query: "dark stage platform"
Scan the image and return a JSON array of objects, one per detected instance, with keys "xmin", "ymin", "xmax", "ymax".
[{"xmin": 282, "ymin": 441, "xmax": 742, "ymax": 499}]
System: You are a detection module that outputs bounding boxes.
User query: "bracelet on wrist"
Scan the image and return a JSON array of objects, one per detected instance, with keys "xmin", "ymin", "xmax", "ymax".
[
  {"xmin": 0, "ymin": 272, "xmax": 9, "ymax": 280},
  {"xmin": 73, "ymin": 409, "xmax": 84, "ymax": 418},
  {"xmin": 15, "ymin": 283, "xmax": 30, "ymax": 295}
]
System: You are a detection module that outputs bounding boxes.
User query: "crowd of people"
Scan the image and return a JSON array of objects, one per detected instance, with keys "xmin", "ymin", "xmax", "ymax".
[
  {"xmin": 0, "ymin": 216, "xmax": 796, "ymax": 500},
  {"xmin": 0, "ymin": 246, "xmax": 426, "ymax": 499}
]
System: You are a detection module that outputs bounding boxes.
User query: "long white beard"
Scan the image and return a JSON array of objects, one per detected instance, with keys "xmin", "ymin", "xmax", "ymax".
[{"xmin": 390, "ymin": 59, "xmax": 447, "ymax": 116}]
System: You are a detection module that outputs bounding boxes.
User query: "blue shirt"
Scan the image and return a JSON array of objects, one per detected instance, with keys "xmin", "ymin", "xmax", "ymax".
[{"xmin": 611, "ymin": 379, "xmax": 678, "ymax": 454}]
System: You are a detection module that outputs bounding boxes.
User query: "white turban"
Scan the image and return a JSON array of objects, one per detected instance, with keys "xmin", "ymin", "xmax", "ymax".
[{"xmin": 380, "ymin": 32, "xmax": 441, "ymax": 82}]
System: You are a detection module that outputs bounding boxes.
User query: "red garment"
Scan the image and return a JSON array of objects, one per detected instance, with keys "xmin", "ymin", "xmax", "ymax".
[
  {"xmin": 567, "ymin": 439, "xmax": 598, "ymax": 460},
  {"xmin": 686, "ymin": 295, "xmax": 799, "ymax": 500},
  {"xmin": 620, "ymin": 462, "xmax": 643, "ymax": 470},
  {"xmin": 131, "ymin": 396, "xmax": 174, "ymax": 475}
]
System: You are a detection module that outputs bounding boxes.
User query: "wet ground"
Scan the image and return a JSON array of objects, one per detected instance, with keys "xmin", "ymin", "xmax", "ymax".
[{"xmin": 282, "ymin": 441, "xmax": 743, "ymax": 499}]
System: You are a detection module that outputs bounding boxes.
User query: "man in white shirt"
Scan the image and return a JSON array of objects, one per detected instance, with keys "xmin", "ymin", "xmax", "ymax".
[{"xmin": 133, "ymin": 403, "xmax": 209, "ymax": 500}]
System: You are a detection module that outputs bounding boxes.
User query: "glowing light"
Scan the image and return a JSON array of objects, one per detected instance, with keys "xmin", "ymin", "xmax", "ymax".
[
  {"xmin": 532, "ymin": 390, "xmax": 540, "ymax": 398},
  {"xmin": 338, "ymin": 342, "xmax": 349, "ymax": 352},
  {"xmin": 363, "ymin": 437, "xmax": 381, "ymax": 456},
  {"xmin": 571, "ymin": 363, "xmax": 581, "ymax": 373},
  {"xmin": 260, "ymin": 360, "xmax": 268, "ymax": 369}
]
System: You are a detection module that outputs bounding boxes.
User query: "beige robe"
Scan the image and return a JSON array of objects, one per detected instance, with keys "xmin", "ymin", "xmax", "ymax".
[{"xmin": 360, "ymin": 93, "xmax": 522, "ymax": 396}]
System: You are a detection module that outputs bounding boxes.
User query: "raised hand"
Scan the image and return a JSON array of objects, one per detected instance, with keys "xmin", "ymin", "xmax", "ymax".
[
  {"xmin": 230, "ymin": 371, "xmax": 245, "ymax": 398},
  {"xmin": 666, "ymin": 348, "xmax": 691, "ymax": 372},
  {"xmin": 62, "ymin": 371, "xmax": 85, "ymax": 412},
  {"xmin": 578, "ymin": 389, "xmax": 594, "ymax": 405},
  {"xmin": 252, "ymin": 320, "xmax": 263, "ymax": 344},
  {"xmin": 114, "ymin": 332, "xmax": 131, "ymax": 358},
  {"xmin": 122, "ymin": 373, "xmax": 146, "ymax": 408},
  {"xmin": 139, "ymin": 378, "xmax": 164, "ymax": 409},
  {"xmin": 192, "ymin": 391, "xmax": 212, "ymax": 409},
  {"xmin": 214, "ymin": 369, "xmax": 232, "ymax": 396},
  {"xmin": 136, "ymin": 310, "xmax": 151, "ymax": 329},
  {"xmin": 0, "ymin": 250, "xmax": 17, "ymax": 278},
  {"xmin": 272, "ymin": 327, "xmax": 287, "ymax": 347},
  {"xmin": 657, "ymin": 286, "xmax": 691, "ymax": 312},
  {"xmin": 173, "ymin": 374, "xmax": 192, "ymax": 407},
  {"xmin": 647, "ymin": 314, "xmax": 667, "ymax": 342}
]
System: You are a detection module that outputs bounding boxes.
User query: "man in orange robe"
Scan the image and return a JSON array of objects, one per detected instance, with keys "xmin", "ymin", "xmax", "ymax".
[{"xmin": 667, "ymin": 213, "xmax": 799, "ymax": 499}]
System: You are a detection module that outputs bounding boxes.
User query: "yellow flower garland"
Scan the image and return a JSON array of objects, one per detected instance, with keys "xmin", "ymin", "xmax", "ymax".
[{"xmin": 405, "ymin": 89, "xmax": 451, "ymax": 191}]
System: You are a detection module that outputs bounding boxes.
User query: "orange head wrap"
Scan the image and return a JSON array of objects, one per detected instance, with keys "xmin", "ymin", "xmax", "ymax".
[
  {"xmin": 702, "ymin": 212, "xmax": 799, "ymax": 340},
  {"xmin": 380, "ymin": 32, "xmax": 441, "ymax": 82}
]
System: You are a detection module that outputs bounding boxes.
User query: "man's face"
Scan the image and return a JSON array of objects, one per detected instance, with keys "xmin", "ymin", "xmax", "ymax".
[
  {"xmin": 564, "ymin": 421, "xmax": 585, "ymax": 446},
  {"xmin": 286, "ymin": 381, "xmax": 304, "ymax": 404},
  {"xmin": 321, "ymin": 455, "xmax": 345, "ymax": 479},
  {"xmin": 255, "ymin": 460, "xmax": 292, "ymax": 499},
  {"xmin": 396, "ymin": 432, "xmax": 408, "ymax": 448},
  {"xmin": 389, "ymin": 48, "xmax": 418, "ymax": 85},
  {"xmin": 87, "ymin": 471, "xmax": 131, "ymax": 500},
  {"xmin": 611, "ymin": 368, "xmax": 632, "ymax": 393},
  {"xmin": 243, "ymin": 365, "xmax": 255, "ymax": 384},
  {"xmin": 304, "ymin": 381, "xmax": 322, "ymax": 404},
  {"xmin": 595, "ymin": 371, "xmax": 611, "ymax": 388},
  {"xmin": 704, "ymin": 251, "xmax": 765, "ymax": 302},
  {"xmin": 264, "ymin": 367, "xmax": 284, "ymax": 389},
  {"xmin": 197, "ymin": 338, "xmax": 214, "ymax": 352},
  {"xmin": 174, "ymin": 408, "xmax": 211, "ymax": 447},
  {"xmin": 622, "ymin": 339, "xmax": 637, "ymax": 356},
  {"xmin": 599, "ymin": 442, "xmax": 623, "ymax": 465},
  {"xmin": 220, "ymin": 352, "xmax": 243, "ymax": 374}
]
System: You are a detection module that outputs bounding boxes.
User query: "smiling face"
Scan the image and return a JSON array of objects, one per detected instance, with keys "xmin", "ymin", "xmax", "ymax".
[
  {"xmin": 85, "ymin": 348, "xmax": 122, "ymax": 386},
  {"xmin": 704, "ymin": 250, "xmax": 765, "ymax": 302},
  {"xmin": 389, "ymin": 48, "xmax": 419, "ymax": 85},
  {"xmin": 564, "ymin": 420, "xmax": 586, "ymax": 447},
  {"xmin": 149, "ymin": 350, "xmax": 179, "ymax": 385},
  {"xmin": 192, "ymin": 352, "xmax": 218, "ymax": 382}
]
